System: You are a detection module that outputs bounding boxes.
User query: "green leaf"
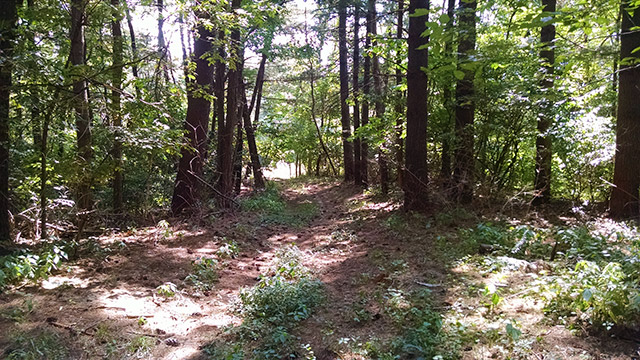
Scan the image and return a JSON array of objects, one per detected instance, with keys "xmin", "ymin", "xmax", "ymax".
[
  {"xmin": 410, "ymin": 8, "xmax": 429, "ymax": 17},
  {"xmin": 582, "ymin": 288, "xmax": 593, "ymax": 302},
  {"xmin": 439, "ymin": 13, "xmax": 451, "ymax": 24},
  {"xmin": 506, "ymin": 323, "xmax": 521, "ymax": 341},
  {"xmin": 453, "ymin": 70, "xmax": 465, "ymax": 80}
]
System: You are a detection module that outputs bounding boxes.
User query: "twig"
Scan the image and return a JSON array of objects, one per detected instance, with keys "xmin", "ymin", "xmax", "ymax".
[
  {"xmin": 188, "ymin": 171, "xmax": 240, "ymax": 207},
  {"xmin": 415, "ymin": 281, "xmax": 442, "ymax": 288}
]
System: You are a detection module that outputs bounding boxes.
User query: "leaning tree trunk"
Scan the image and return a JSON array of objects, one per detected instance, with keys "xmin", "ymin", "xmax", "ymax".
[
  {"xmin": 610, "ymin": 1, "xmax": 640, "ymax": 219},
  {"xmin": 171, "ymin": 19, "xmax": 214, "ymax": 214},
  {"xmin": 403, "ymin": 0, "xmax": 429, "ymax": 211},
  {"xmin": 452, "ymin": 0, "xmax": 477, "ymax": 205},
  {"xmin": 532, "ymin": 0, "xmax": 555, "ymax": 205},
  {"xmin": 111, "ymin": 0, "xmax": 124, "ymax": 213},
  {"xmin": 70, "ymin": 0, "xmax": 93, "ymax": 212},
  {"xmin": 338, "ymin": 0, "xmax": 354, "ymax": 182},
  {"xmin": 0, "ymin": 0, "xmax": 17, "ymax": 244},
  {"xmin": 243, "ymin": 61, "xmax": 266, "ymax": 190},
  {"xmin": 353, "ymin": 6, "xmax": 363, "ymax": 186}
]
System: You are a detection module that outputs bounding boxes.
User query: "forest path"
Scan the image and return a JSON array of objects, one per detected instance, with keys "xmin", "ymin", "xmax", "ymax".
[{"xmin": 1, "ymin": 179, "xmax": 637, "ymax": 359}]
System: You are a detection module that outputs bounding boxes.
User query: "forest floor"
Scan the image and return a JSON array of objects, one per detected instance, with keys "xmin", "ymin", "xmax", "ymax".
[{"xmin": 1, "ymin": 178, "xmax": 639, "ymax": 359}]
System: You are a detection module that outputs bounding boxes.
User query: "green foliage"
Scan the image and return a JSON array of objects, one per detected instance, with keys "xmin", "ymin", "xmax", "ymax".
[
  {"xmin": 203, "ymin": 246, "xmax": 324, "ymax": 359},
  {"xmin": 216, "ymin": 239, "xmax": 240, "ymax": 259},
  {"xmin": 1, "ymin": 296, "xmax": 34, "ymax": 323},
  {"xmin": 6, "ymin": 331, "xmax": 68, "ymax": 360},
  {"xmin": 0, "ymin": 244, "xmax": 67, "ymax": 290},
  {"xmin": 156, "ymin": 282, "xmax": 178, "ymax": 298},
  {"xmin": 240, "ymin": 183, "xmax": 286, "ymax": 213},
  {"xmin": 185, "ymin": 257, "xmax": 219, "ymax": 291},
  {"xmin": 544, "ymin": 261, "xmax": 640, "ymax": 329},
  {"xmin": 126, "ymin": 335, "xmax": 155, "ymax": 356},
  {"xmin": 241, "ymin": 183, "xmax": 318, "ymax": 227}
]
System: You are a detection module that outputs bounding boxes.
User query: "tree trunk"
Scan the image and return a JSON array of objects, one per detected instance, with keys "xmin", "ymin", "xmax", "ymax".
[
  {"xmin": 395, "ymin": 0, "xmax": 405, "ymax": 188},
  {"xmin": 171, "ymin": 19, "xmax": 214, "ymax": 214},
  {"xmin": 532, "ymin": 0, "xmax": 555, "ymax": 205},
  {"xmin": 124, "ymin": 2, "xmax": 139, "ymax": 79},
  {"xmin": 216, "ymin": 0, "xmax": 242, "ymax": 207},
  {"xmin": 362, "ymin": 3, "xmax": 373, "ymax": 188},
  {"xmin": 369, "ymin": 0, "xmax": 388, "ymax": 194},
  {"xmin": 338, "ymin": 0, "xmax": 354, "ymax": 182},
  {"xmin": 243, "ymin": 80, "xmax": 266, "ymax": 190},
  {"xmin": 215, "ymin": 30, "xmax": 226, "ymax": 181},
  {"xmin": 353, "ymin": 5, "xmax": 362, "ymax": 186},
  {"xmin": 610, "ymin": 1, "xmax": 640, "ymax": 219},
  {"xmin": 452, "ymin": 0, "xmax": 477, "ymax": 205},
  {"xmin": 0, "ymin": 0, "xmax": 17, "ymax": 243},
  {"xmin": 233, "ymin": 116, "xmax": 243, "ymax": 195},
  {"xmin": 403, "ymin": 0, "xmax": 429, "ymax": 211},
  {"xmin": 440, "ymin": 0, "xmax": 455, "ymax": 183},
  {"xmin": 70, "ymin": 0, "xmax": 93, "ymax": 211},
  {"xmin": 111, "ymin": 0, "xmax": 124, "ymax": 213}
]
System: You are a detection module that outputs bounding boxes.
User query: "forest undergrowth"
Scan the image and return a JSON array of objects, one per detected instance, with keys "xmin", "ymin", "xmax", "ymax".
[{"xmin": 0, "ymin": 178, "xmax": 639, "ymax": 359}]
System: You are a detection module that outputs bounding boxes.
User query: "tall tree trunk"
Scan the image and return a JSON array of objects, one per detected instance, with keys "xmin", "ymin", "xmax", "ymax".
[
  {"xmin": 532, "ymin": 0, "xmax": 555, "ymax": 205},
  {"xmin": 171, "ymin": 19, "xmax": 214, "ymax": 214},
  {"xmin": 216, "ymin": 0, "xmax": 242, "ymax": 207},
  {"xmin": 111, "ymin": 0, "xmax": 124, "ymax": 213},
  {"xmin": 395, "ymin": 0, "xmax": 405, "ymax": 187},
  {"xmin": 440, "ymin": 0, "xmax": 455, "ymax": 183},
  {"xmin": 404, "ymin": 0, "xmax": 429, "ymax": 211},
  {"xmin": 0, "ymin": 0, "xmax": 17, "ymax": 243},
  {"xmin": 610, "ymin": 1, "xmax": 640, "ymax": 219},
  {"xmin": 70, "ymin": 0, "xmax": 93, "ymax": 211},
  {"xmin": 243, "ymin": 75, "xmax": 266, "ymax": 190},
  {"xmin": 233, "ymin": 116, "xmax": 243, "ymax": 195},
  {"xmin": 369, "ymin": 0, "xmax": 388, "ymax": 194},
  {"xmin": 353, "ymin": 6, "xmax": 363, "ymax": 186},
  {"xmin": 215, "ymin": 30, "xmax": 226, "ymax": 178},
  {"xmin": 362, "ymin": 3, "xmax": 372, "ymax": 188},
  {"xmin": 338, "ymin": 0, "xmax": 354, "ymax": 181},
  {"xmin": 452, "ymin": 0, "xmax": 477, "ymax": 204}
]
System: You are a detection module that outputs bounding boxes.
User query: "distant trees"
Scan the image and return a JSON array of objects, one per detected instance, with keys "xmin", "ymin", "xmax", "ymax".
[{"xmin": 610, "ymin": 1, "xmax": 640, "ymax": 219}]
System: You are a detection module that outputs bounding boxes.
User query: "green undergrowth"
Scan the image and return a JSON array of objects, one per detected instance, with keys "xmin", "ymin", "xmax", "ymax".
[
  {"xmin": 202, "ymin": 246, "xmax": 325, "ymax": 359},
  {"xmin": 446, "ymin": 220, "xmax": 640, "ymax": 332},
  {"xmin": 240, "ymin": 182, "xmax": 318, "ymax": 227},
  {"xmin": 0, "ymin": 243, "xmax": 68, "ymax": 291},
  {"xmin": 5, "ymin": 330, "xmax": 69, "ymax": 360}
]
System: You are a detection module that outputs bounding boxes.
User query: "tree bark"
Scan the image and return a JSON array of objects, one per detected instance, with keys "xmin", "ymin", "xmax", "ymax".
[
  {"xmin": 233, "ymin": 114, "xmax": 243, "ymax": 195},
  {"xmin": 353, "ymin": 5, "xmax": 363, "ymax": 186},
  {"xmin": 171, "ymin": 19, "xmax": 214, "ymax": 214},
  {"xmin": 610, "ymin": 1, "xmax": 640, "ymax": 219},
  {"xmin": 395, "ymin": 0, "xmax": 405, "ymax": 188},
  {"xmin": 70, "ymin": 0, "xmax": 93, "ymax": 211},
  {"xmin": 216, "ymin": 0, "xmax": 243, "ymax": 207},
  {"xmin": 532, "ymin": 0, "xmax": 555, "ymax": 205},
  {"xmin": 361, "ymin": 2, "xmax": 373, "ymax": 188},
  {"xmin": 111, "ymin": 0, "xmax": 124, "ymax": 213},
  {"xmin": 0, "ymin": 0, "xmax": 17, "ymax": 243},
  {"xmin": 452, "ymin": 0, "xmax": 477, "ymax": 205},
  {"xmin": 124, "ymin": 2, "xmax": 139, "ymax": 79},
  {"xmin": 440, "ymin": 0, "xmax": 455, "ymax": 183},
  {"xmin": 369, "ymin": 0, "xmax": 388, "ymax": 194},
  {"xmin": 338, "ymin": 0, "xmax": 354, "ymax": 181},
  {"xmin": 243, "ymin": 75, "xmax": 266, "ymax": 190},
  {"xmin": 403, "ymin": 0, "xmax": 429, "ymax": 211}
]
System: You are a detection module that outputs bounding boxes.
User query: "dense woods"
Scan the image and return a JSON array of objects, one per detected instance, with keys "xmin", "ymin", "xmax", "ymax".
[{"xmin": 1, "ymin": 0, "xmax": 640, "ymax": 358}]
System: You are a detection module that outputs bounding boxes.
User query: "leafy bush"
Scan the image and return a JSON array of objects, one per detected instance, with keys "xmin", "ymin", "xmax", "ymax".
[
  {"xmin": 240, "ymin": 183, "xmax": 286, "ymax": 213},
  {"xmin": 216, "ymin": 240, "xmax": 240, "ymax": 259},
  {"xmin": 185, "ymin": 257, "xmax": 219, "ymax": 291},
  {"xmin": 544, "ymin": 261, "xmax": 640, "ymax": 329},
  {"xmin": 0, "ymin": 244, "xmax": 67, "ymax": 290}
]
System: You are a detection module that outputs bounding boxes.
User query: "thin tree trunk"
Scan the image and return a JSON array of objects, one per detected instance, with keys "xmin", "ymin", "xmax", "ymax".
[
  {"xmin": 215, "ymin": 31, "xmax": 226, "ymax": 183},
  {"xmin": 440, "ymin": 0, "xmax": 455, "ymax": 183},
  {"xmin": 124, "ymin": 2, "xmax": 139, "ymax": 78},
  {"xmin": 242, "ymin": 82, "xmax": 266, "ymax": 190},
  {"xmin": 369, "ymin": 0, "xmax": 388, "ymax": 194},
  {"xmin": 353, "ymin": 6, "xmax": 363, "ymax": 186},
  {"xmin": 171, "ymin": 19, "xmax": 214, "ymax": 214},
  {"xmin": 533, "ymin": 0, "xmax": 555, "ymax": 205},
  {"xmin": 0, "ymin": 0, "xmax": 17, "ymax": 243},
  {"xmin": 111, "ymin": 0, "xmax": 124, "ymax": 213},
  {"xmin": 338, "ymin": 0, "xmax": 354, "ymax": 181},
  {"xmin": 404, "ymin": 0, "xmax": 429, "ymax": 211},
  {"xmin": 70, "ymin": 0, "xmax": 93, "ymax": 211},
  {"xmin": 233, "ymin": 116, "xmax": 243, "ymax": 195},
  {"xmin": 362, "ymin": 3, "xmax": 372, "ymax": 188},
  {"xmin": 452, "ymin": 0, "xmax": 477, "ymax": 205},
  {"xmin": 395, "ymin": 0, "xmax": 405, "ymax": 188},
  {"xmin": 610, "ymin": 1, "xmax": 640, "ymax": 219}
]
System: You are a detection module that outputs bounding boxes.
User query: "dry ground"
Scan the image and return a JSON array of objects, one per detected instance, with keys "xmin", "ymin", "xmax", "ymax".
[{"xmin": 0, "ymin": 179, "xmax": 638, "ymax": 359}]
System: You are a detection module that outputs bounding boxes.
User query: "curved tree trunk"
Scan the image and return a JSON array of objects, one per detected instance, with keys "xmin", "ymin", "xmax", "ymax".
[
  {"xmin": 403, "ymin": 0, "xmax": 429, "ymax": 211},
  {"xmin": 610, "ymin": 2, "xmax": 640, "ymax": 219},
  {"xmin": 452, "ymin": 0, "xmax": 477, "ymax": 205}
]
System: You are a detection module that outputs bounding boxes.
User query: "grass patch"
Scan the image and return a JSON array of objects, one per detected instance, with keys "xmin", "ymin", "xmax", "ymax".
[
  {"xmin": 241, "ymin": 183, "xmax": 318, "ymax": 227},
  {"xmin": 5, "ymin": 330, "xmax": 68, "ymax": 360}
]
